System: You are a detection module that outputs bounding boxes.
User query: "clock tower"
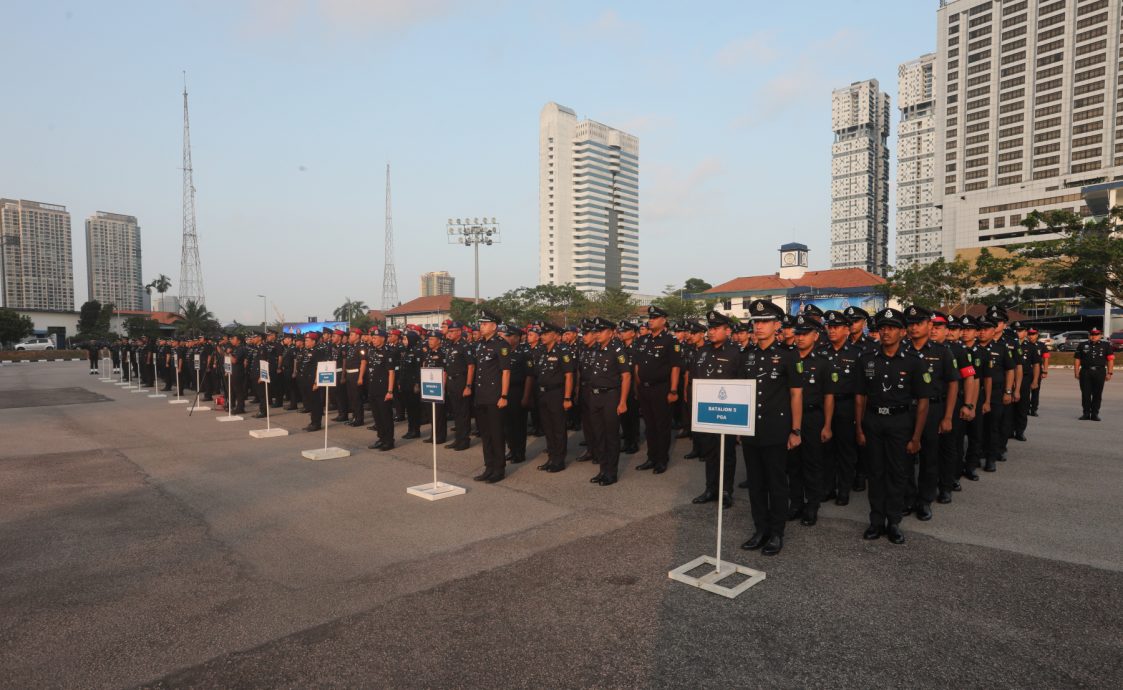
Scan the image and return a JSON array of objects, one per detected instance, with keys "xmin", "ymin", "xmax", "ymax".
[{"xmin": 778, "ymin": 242, "xmax": 809, "ymax": 280}]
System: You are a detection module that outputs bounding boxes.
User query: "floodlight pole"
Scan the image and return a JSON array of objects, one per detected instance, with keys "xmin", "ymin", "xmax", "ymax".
[{"xmin": 447, "ymin": 218, "xmax": 500, "ymax": 317}]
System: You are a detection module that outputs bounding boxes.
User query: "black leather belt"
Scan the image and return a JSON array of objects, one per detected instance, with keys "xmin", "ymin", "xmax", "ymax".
[
  {"xmin": 641, "ymin": 379, "xmax": 669, "ymax": 386},
  {"xmin": 591, "ymin": 387, "xmax": 619, "ymax": 394},
  {"xmin": 870, "ymin": 404, "xmax": 910, "ymax": 416},
  {"xmin": 929, "ymin": 396, "xmax": 945, "ymax": 402},
  {"xmin": 805, "ymin": 403, "xmax": 823, "ymax": 411},
  {"xmin": 834, "ymin": 393, "xmax": 855, "ymax": 401},
  {"xmin": 538, "ymin": 383, "xmax": 563, "ymax": 392}
]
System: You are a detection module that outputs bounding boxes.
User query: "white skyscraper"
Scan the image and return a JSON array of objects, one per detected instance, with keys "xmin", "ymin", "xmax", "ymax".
[
  {"xmin": 897, "ymin": 54, "xmax": 942, "ymax": 266},
  {"xmin": 0, "ymin": 198, "xmax": 74, "ymax": 311},
  {"xmin": 830, "ymin": 79, "xmax": 890, "ymax": 276},
  {"xmin": 86, "ymin": 211, "xmax": 143, "ymax": 310},
  {"xmin": 935, "ymin": 0, "xmax": 1123, "ymax": 258},
  {"xmin": 539, "ymin": 102, "xmax": 639, "ymax": 293}
]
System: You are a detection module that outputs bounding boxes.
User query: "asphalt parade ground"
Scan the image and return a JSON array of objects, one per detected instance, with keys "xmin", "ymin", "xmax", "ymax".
[{"xmin": 1, "ymin": 362, "xmax": 1121, "ymax": 689}]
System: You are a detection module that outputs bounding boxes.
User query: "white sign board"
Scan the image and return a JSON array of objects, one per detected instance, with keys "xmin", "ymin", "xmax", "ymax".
[
  {"xmin": 259, "ymin": 360, "xmax": 270, "ymax": 383},
  {"xmin": 691, "ymin": 378, "xmax": 756, "ymax": 436},
  {"xmin": 224, "ymin": 356, "xmax": 233, "ymax": 374},
  {"xmin": 316, "ymin": 361, "xmax": 337, "ymax": 386},
  {"xmin": 421, "ymin": 367, "xmax": 444, "ymax": 402},
  {"xmin": 194, "ymin": 353, "xmax": 201, "ymax": 367}
]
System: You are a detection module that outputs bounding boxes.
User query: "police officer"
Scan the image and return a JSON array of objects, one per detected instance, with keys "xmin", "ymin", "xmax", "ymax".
[
  {"xmin": 298, "ymin": 332, "xmax": 325, "ymax": 431},
  {"xmin": 978, "ymin": 316, "xmax": 1015, "ymax": 471},
  {"xmin": 633, "ymin": 305, "xmax": 682, "ymax": 474},
  {"xmin": 576, "ymin": 319, "xmax": 598, "ymax": 463},
  {"xmin": 821, "ymin": 310, "xmax": 861, "ymax": 506},
  {"xmin": 1028, "ymin": 328, "xmax": 1049, "ymax": 416},
  {"xmin": 399, "ymin": 330, "xmax": 423, "ymax": 439},
  {"xmin": 366, "ymin": 327, "xmax": 398, "ymax": 450},
  {"xmin": 472, "ymin": 310, "xmax": 512, "ymax": 483},
  {"xmin": 529, "ymin": 322, "xmax": 575, "ymax": 472},
  {"xmin": 501, "ymin": 324, "xmax": 533, "ymax": 464},
  {"xmin": 227, "ymin": 333, "xmax": 248, "ymax": 414},
  {"xmin": 958, "ymin": 315, "xmax": 985, "ymax": 480},
  {"xmin": 686, "ymin": 313, "xmax": 742, "ymax": 506},
  {"xmin": 738, "ymin": 300, "xmax": 802, "ymax": 557},
  {"xmin": 855, "ymin": 308, "xmax": 928, "ymax": 545},
  {"xmin": 844, "ymin": 306, "xmax": 875, "ymax": 355},
  {"xmin": 1075, "ymin": 328, "xmax": 1114, "ymax": 421},
  {"xmin": 441, "ymin": 322, "xmax": 475, "ymax": 450},
  {"xmin": 343, "ymin": 327, "xmax": 368, "ymax": 427},
  {"xmin": 1011, "ymin": 321, "xmax": 1039, "ymax": 440},
  {"xmin": 933, "ymin": 312, "xmax": 979, "ymax": 493},
  {"xmin": 583, "ymin": 317, "xmax": 632, "ymax": 486},
  {"xmin": 789, "ymin": 315, "xmax": 832, "ymax": 527},
  {"xmin": 421, "ymin": 330, "xmax": 449, "ymax": 444},
  {"xmin": 682, "ymin": 322, "xmax": 707, "ymax": 460},
  {"xmin": 616, "ymin": 321, "xmax": 641, "ymax": 455},
  {"xmin": 902, "ymin": 305, "xmax": 960, "ymax": 517},
  {"xmin": 988, "ymin": 307, "xmax": 1022, "ymax": 461}
]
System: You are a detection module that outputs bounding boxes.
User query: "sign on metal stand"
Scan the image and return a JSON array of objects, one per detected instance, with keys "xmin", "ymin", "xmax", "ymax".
[
  {"xmin": 250, "ymin": 359, "xmax": 287, "ymax": 438},
  {"xmin": 99, "ymin": 356, "xmax": 114, "ymax": 382},
  {"xmin": 302, "ymin": 361, "xmax": 349, "ymax": 460},
  {"xmin": 408, "ymin": 367, "xmax": 465, "ymax": 500},
  {"xmin": 115, "ymin": 354, "xmax": 129, "ymax": 385},
  {"xmin": 190, "ymin": 353, "xmax": 209, "ymax": 410},
  {"xmin": 668, "ymin": 378, "xmax": 765, "ymax": 598},
  {"xmin": 169, "ymin": 352, "xmax": 188, "ymax": 404},
  {"xmin": 218, "ymin": 355, "xmax": 243, "ymax": 421},
  {"xmin": 129, "ymin": 352, "xmax": 146, "ymax": 393},
  {"xmin": 147, "ymin": 355, "xmax": 166, "ymax": 398}
]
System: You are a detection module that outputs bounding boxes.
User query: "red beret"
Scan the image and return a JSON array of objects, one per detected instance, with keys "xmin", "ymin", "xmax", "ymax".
[
  {"xmin": 390, "ymin": 329, "xmax": 402, "ymax": 336},
  {"xmin": 333, "ymin": 328, "xmax": 345, "ymax": 336},
  {"xmin": 306, "ymin": 332, "xmax": 319, "ymax": 341},
  {"xmin": 350, "ymin": 327, "xmax": 363, "ymax": 335}
]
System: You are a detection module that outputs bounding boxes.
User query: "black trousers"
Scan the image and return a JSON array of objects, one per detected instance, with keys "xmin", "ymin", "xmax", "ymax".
[
  {"xmin": 744, "ymin": 441, "xmax": 789, "ymax": 537},
  {"xmin": 863, "ymin": 411, "xmax": 913, "ymax": 528},
  {"xmin": 369, "ymin": 387, "xmax": 394, "ymax": 445},
  {"xmin": 1029, "ymin": 381, "xmax": 1041, "ymax": 413},
  {"xmin": 346, "ymin": 376, "xmax": 364, "ymax": 424},
  {"xmin": 1014, "ymin": 375, "xmax": 1032, "ymax": 434},
  {"xmin": 638, "ymin": 382, "xmax": 672, "ymax": 468},
  {"xmin": 984, "ymin": 397, "xmax": 1005, "ymax": 462},
  {"xmin": 475, "ymin": 402, "xmax": 505, "ymax": 475},
  {"xmin": 620, "ymin": 392, "xmax": 640, "ymax": 448},
  {"xmin": 447, "ymin": 378, "xmax": 471, "ymax": 445},
  {"xmin": 698, "ymin": 432, "xmax": 735, "ymax": 494},
  {"xmin": 537, "ymin": 388, "xmax": 567, "ymax": 468},
  {"xmin": 964, "ymin": 403, "xmax": 984, "ymax": 471},
  {"xmin": 1080, "ymin": 368, "xmax": 1106, "ymax": 416},
  {"xmin": 503, "ymin": 391, "xmax": 527, "ymax": 461},
  {"xmin": 907, "ymin": 402, "xmax": 941, "ymax": 507},
  {"xmin": 824, "ymin": 397, "xmax": 857, "ymax": 499},
  {"xmin": 789, "ymin": 408, "xmax": 824, "ymax": 510},
  {"xmin": 403, "ymin": 384, "xmax": 422, "ymax": 432},
  {"xmin": 289, "ymin": 374, "xmax": 302, "ymax": 405},
  {"xmin": 229, "ymin": 369, "xmax": 246, "ymax": 412},
  {"xmin": 588, "ymin": 389, "xmax": 621, "ymax": 479}
]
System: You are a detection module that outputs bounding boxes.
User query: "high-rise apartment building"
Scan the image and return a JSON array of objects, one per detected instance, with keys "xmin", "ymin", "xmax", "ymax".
[
  {"xmin": 539, "ymin": 102, "xmax": 639, "ymax": 293},
  {"xmin": 897, "ymin": 54, "xmax": 943, "ymax": 266},
  {"xmin": 0, "ymin": 198, "xmax": 74, "ymax": 311},
  {"xmin": 830, "ymin": 79, "xmax": 890, "ymax": 276},
  {"xmin": 85, "ymin": 211, "xmax": 143, "ymax": 310},
  {"xmin": 419, "ymin": 270, "xmax": 455, "ymax": 297},
  {"xmin": 936, "ymin": 0, "xmax": 1123, "ymax": 258}
]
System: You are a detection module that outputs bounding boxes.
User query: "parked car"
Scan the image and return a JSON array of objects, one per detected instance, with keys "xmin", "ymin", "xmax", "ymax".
[
  {"xmin": 14, "ymin": 337, "xmax": 55, "ymax": 351},
  {"xmin": 1036, "ymin": 332, "xmax": 1055, "ymax": 351},
  {"xmin": 1110, "ymin": 331, "xmax": 1123, "ymax": 352},
  {"xmin": 1053, "ymin": 331, "xmax": 1090, "ymax": 352}
]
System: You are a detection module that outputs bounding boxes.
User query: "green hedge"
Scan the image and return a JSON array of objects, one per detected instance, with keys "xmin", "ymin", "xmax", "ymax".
[{"xmin": 0, "ymin": 349, "xmax": 88, "ymax": 362}]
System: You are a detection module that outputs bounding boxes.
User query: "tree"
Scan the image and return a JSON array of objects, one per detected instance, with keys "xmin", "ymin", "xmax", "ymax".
[
  {"xmin": 651, "ymin": 284, "xmax": 716, "ymax": 323},
  {"xmin": 0, "ymin": 308, "xmax": 34, "ymax": 346},
  {"xmin": 333, "ymin": 297, "xmax": 369, "ymax": 323},
  {"xmin": 682, "ymin": 277, "xmax": 713, "ymax": 295},
  {"xmin": 178, "ymin": 300, "xmax": 217, "ymax": 335},
  {"xmin": 1015, "ymin": 207, "xmax": 1123, "ymax": 308},
  {"xmin": 97, "ymin": 302, "xmax": 115, "ymax": 336},
  {"xmin": 77, "ymin": 300, "xmax": 103, "ymax": 338},
  {"xmin": 146, "ymin": 274, "xmax": 172, "ymax": 298},
  {"xmin": 123, "ymin": 316, "xmax": 162, "ymax": 340},
  {"xmin": 587, "ymin": 287, "xmax": 637, "ymax": 322},
  {"xmin": 350, "ymin": 312, "xmax": 376, "ymax": 331}
]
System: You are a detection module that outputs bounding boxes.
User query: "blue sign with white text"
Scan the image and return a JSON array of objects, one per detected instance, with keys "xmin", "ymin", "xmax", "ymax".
[
  {"xmin": 697, "ymin": 403, "xmax": 750, "ymax": 427},
  {"xmin": 422, "ymin": 382, "xmax": 443, "ymax": 399},
  {"xmin": 318, "ymin": 371, "xmax": 335, "ymax": 385}
]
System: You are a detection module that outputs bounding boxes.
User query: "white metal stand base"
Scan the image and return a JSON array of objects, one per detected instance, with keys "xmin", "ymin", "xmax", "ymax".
[
  {"xmin": 169, "ymin": 399, "xmax": 189, "ymax": 405},
  {"xmin": 192, "ymin": 405, "xmax": 210, "ymax": 411},
  {"xmin": 302, "ymin": 447, "xmax": 350, "ymax": 461},
  {"xmin": 250, "ymin": 428, "xmax": 288, "ymax": 439},
  {"xmin": 130, "ymin": 388, "xmax": 147, "ymax": 394},
  {"xmin": 115, "ymin": 382, "xmax": 130, "ymax": 386},
  {"xmin": 147, "ymin": 393, "xmax": 167, "ymax": 398},
  {"xmin": 218, "ymin": 415, "xmax": 244, "ymax": 422},
  {"xmin": 667, "ymin": 555, "xmax": 765, "ymax": 599},
  {"xmin": 407, "ymin": 481, "xmax": 466, "ymax": 501}
]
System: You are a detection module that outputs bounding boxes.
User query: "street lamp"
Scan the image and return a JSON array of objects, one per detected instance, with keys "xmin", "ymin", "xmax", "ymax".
[
  {"xmin": 257, "ymin": 294, "xmax": 266, "ymax": 328},
  {"xmin": 447, "ymin": 217, "xmax": 500, "ymax": 315}
]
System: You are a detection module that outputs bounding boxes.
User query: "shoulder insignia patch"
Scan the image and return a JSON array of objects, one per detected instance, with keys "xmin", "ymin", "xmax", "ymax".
[
  {"xmin": 923, "ymin": 372, "xmax": 932, "ymax": 383},
  {"xmin": 500, "ymin": 348, "xmax": 508, "ymax": 356},
  {"xmin": 563, "ymin": 355, "xmax": 570, "ymax": 363},
  {"xmin": 796, "ymin": 361, "xmax": 804, "ymax": 374},
  {"xmin": 831, "ymin": 371, "xmax": 839, "ymax": 382},
  {"xmin": 617, "ymin": 355, "xmax": 626, "ymax": 364}
]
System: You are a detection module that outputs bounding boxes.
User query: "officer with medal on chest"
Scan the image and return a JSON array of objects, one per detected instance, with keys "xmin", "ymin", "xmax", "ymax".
[
  {"xmin": 788, "ymin": 314, "xmax": 833, "ymax": 528},
  {"xmin": 441, "ymin": 322, "xmax": 475, "ymax": 451},
  {"xmin": 855, "ymin": 308, "xmax": 928, "ymax": 545},
  {"xmin": 1075, "ymin": 328, "xmax": 1114, "ymax": 421},
  {"xmin": 365, "ymin": 327, "xmax": 398, "ymax": 451},
  {"xmin": 632, "ymin": 305, "xmax": 683, "ymax": 474},
  {"xmin": 582, "ymin": 318, "xmax": 632, "ymax": 486},
  {"xmin": 471, "ymin": 310, "xmax": 512, "ymax": 483},
  {"xmin": 500, "ymin": 324, "xmax": 533, "ymax": 464},
  {"xmin": 528, "ymin": 322, "xmax": 575, "ymax": 473},
  {"xmin": 737, "ymin": 300, "xmax": 803, "ymax": 557},
  {"xmin": 343, "ymin": 327, "xmax": 368, "ymax": 427}
]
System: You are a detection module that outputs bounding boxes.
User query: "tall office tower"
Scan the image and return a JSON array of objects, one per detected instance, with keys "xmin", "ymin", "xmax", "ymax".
[
  {"xmin": 539, "ymin": 102, "xmax": 640, "ymax": 293},
  {"xmin": 936, "ymin": 0, "xmax": 1123, "ymax": 258},
  {"xmin": 831, "ymin": 79, "xmax": 891, "ymax": 276},
  {"xmin": 897, "ymin": 54, "xmax": 943, "ymax": 266},
  {"xmin": 419, "ymin": 270, "xmax": 455, "ymax": 297},
  {"xmin": 0, "ymin": 198, "xmax": 74, "ymax": 311},
  {"xmin": 85, "ymin": 211, "xmax": 143, "ymax": 310}
]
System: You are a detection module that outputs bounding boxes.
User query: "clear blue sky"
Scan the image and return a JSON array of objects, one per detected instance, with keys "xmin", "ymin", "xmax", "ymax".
[{"xmin": 0, "ymin": 0, "xmax": 938, "ymax": 324}]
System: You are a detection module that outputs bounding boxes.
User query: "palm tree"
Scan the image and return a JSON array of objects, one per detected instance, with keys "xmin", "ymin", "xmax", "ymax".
[
  {"xmin": 177, "ymin": 300, "xmax": 216, "ymax": 336},
  {"xmin": 146, "ymin": 274, "xmax": 172, "ymax": 297},
  {"xmin": 333, "ymin": 297, "xmax": 369, "ymax": 323}
]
